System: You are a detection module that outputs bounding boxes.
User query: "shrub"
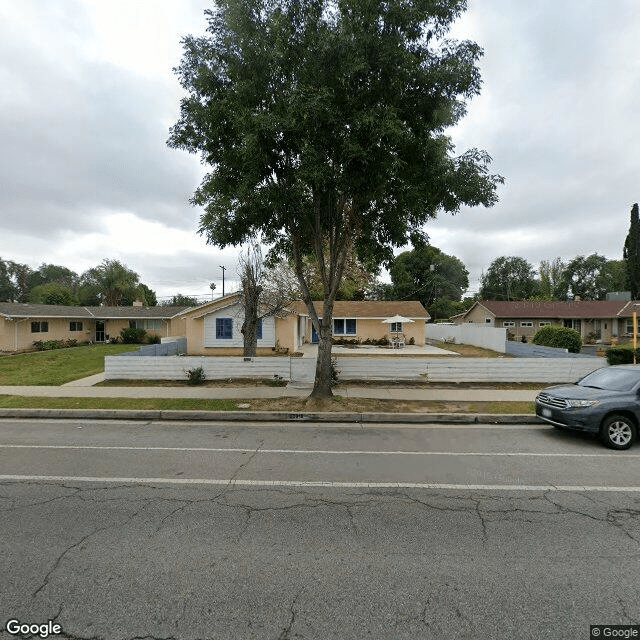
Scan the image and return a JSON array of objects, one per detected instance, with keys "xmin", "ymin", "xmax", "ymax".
[
  {"xmin": 531, "ymin": 325, "xmax": 582, "ymax": 353},
  {"xmin": 185, "ymin": 366, "xmax": 206, "ymax": 385},
  {"xmin": 408, "ymin": 337, "xmax": 415, "ymax": 345},
  {"xmin": 120, "ymin": 327, "xmax": 147, "ymax": 344},
  {"xmin": 146, "ymin": 334, "xmax": 161, "ymax": 344},
  {"xmin": 605, "ymin": 346, "xmax": 640, "ymax": 365}
]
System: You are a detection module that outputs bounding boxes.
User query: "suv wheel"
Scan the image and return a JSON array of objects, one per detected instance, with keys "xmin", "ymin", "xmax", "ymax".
[{"xmin": 600, "ymin": 414, "xmax": 636, "ymax": 450}]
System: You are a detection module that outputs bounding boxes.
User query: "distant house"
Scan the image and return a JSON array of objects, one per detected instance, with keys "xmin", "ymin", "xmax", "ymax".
[
  {"xmin": 0, "ymin": 303, "xmax": 189, "ymax": 353},
  {"xmin": 453, "ymin": 300, "xmax": 640, "ymax": 343},
  {"xmin": 175, "ymin": 294, "xmax": 430, "ymax": 355}
]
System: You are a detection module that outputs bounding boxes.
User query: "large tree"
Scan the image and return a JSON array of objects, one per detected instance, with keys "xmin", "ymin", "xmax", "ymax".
[
  {"xmin": 624, "ymin": 203, "xmax": 640, "ymax": 298},
  {"xmin": 78, "ymin": 259, "xmax": 155, "ymax": 306},
  {"xmin": 479, "ymin": 256, "xmax": 538, "ymax": 301},
  {"xmin": 388, "ymin": 244, "xmax": 469, "ymax": 319},
  {"xmin": 538, "ymin": 258, "xmax": 567, "ymax": 300},
  {"xmin": 562, "ymin": 253, "xmax": 625, "ymax": 300},
  {"xmin": 169, "ymin": 0, "xmax": 502, "ymax": 398}
]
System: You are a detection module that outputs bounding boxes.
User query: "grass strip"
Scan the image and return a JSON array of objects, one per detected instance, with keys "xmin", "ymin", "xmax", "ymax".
[{"xmin": 0, "ymin": 395, "xmax": 535, "ymax": 414}]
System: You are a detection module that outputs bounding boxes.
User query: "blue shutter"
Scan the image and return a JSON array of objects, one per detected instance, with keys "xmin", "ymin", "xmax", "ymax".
[{"xmin": 257, "ymin": 318, "xmax": 263, "ymax": 340}]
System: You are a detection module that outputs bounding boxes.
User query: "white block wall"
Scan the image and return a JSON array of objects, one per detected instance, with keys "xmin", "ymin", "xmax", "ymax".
[
  {"xmin": 105, "ymin": 356, "xmax": 294, "ymax": 380},
  {"xmin": 426, "ymin": 323, "xmax": 507, "ymax": 353},
  {"xmin": 105, "ymin": 355, "xmax": 605, "ymax": 383}
]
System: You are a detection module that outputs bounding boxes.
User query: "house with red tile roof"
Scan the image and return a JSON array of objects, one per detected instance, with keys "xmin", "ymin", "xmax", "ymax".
[{"xmin": 453, "ymin": 300, "xmax": 640, "ymax": 343}]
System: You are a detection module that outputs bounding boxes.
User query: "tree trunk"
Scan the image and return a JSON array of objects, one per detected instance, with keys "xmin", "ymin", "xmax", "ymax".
[
  {"xmin": 309, "ymin": 313, "xmax": 334, "ymax": 399},
  {"xmin": 241, "ymin": 285, "xmax": 261, "ymax": 358}
]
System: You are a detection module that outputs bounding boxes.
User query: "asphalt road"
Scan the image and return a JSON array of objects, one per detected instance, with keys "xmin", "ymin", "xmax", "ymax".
[{"xmin": 1, "ymin": 418, "xmax": 640, "ymax": 640}]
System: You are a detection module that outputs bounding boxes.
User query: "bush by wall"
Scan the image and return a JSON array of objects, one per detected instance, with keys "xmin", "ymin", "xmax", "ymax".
[
  {"xmin": 532, "ymin": 325, "xmax": 582, "ymax": 353},
  {"xmin": 605, "ymin": 346, "xmax": 640, "ymax": 365},
  {"xmin": 33, "ymin": 339, "xmax": 78, "ymax": 351},
  {"xmin": 120, "ymin": 327, "xmax": 147, "ymax": 344}
]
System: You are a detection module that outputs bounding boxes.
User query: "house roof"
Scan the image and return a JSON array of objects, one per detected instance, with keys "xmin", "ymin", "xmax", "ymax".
[
  {"xmin": 468, "ymin": 300, "xmax": 640, "ymax": 319},
  {"xmin": 0, "ymin": 303, "xmax": 191, "ymax": 320},
  {"xmin": 292, "ymin": 300, "xmax": 429, "ymax": 319}
]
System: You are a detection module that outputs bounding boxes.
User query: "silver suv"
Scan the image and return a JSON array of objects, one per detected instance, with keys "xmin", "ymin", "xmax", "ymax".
[{"xmin": 535, "ymin": 365, "xmax": 640, "ymax": 450}]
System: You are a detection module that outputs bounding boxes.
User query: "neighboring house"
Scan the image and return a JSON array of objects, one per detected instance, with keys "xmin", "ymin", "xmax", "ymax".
[
  {"xmin": 175, "ymin": 294, "xmax": 430, "ymax": 355},
  {"xmin": 453, "ymin": 300, "xmax": 640, "ymax": 343},
  {"xmin": 0, "ymin": 303, "xmax": 190, "ymax": 353}
]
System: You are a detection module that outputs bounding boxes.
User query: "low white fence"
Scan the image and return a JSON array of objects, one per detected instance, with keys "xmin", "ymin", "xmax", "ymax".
[
  {"xmin": 426, "ymin": 324, "xmax": 507, "ymax": 353},
  {"xmin": 105, "ymin": 355, "xmax": 605, "ymax": 383}
]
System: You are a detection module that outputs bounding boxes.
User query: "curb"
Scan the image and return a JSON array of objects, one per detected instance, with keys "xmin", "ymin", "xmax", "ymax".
[{"xmin": 0, "ymin": 408, "xmax": 541, "ymax": 425}]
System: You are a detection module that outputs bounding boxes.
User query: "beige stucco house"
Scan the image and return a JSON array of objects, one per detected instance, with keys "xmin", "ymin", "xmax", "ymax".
[
  {"xmin": 175, "ymin": 294, "xmax": 430, "ymax": 355},
  {"xmin": 0, "ymin": 296, "xmax": 430, "ymax": 355},
  {"xmin": 454, "ymin": 300, "xmax": 640, "ymax": 343},
  {"xmin": 0, "ymin": 303, "xmax": 189, "ymax": 353}
]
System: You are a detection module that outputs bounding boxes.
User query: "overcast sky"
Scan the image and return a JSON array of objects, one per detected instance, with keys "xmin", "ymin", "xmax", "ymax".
[{"xmin": 1, "ymin": 1, "xmax": 639, "ymax": 302}]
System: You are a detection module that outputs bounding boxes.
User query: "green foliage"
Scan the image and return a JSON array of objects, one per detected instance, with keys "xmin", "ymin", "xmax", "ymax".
[
  {"xmin": 169, "ymin": 0, "xmax": 502, "ymax": 396},
  {"xmin": 562, "ymin": 253, "xmax": 625, "ymax": 300},
  {"xmin": 531, "ymin": 325, "xmax": 582, "ymax": 353},
  {"xmin": 538, "ymin": 258, "xmax": 567, "ymax": 300},
  {"xmin": 624, "ymin": 203, "xmax": 640, "ymax": 298},
  {"xmin": 146, "ymin": 334, "xmax": 162, "ymax": 345},
  {"xmin": 479, "ymin": 256, "xmax": 538, "ymax": 300},
  {"xmin": 185, "ymin": 366, "xmax": 206, "ymax": 385},
  {"xmin": 387, "ymin": 245, "xmax": 469, "ymax": 317},
  {"xmin": 605, "ymin": 346, "xmax": 640, "ymax": 365},
  {"xmin": 29, "ymin": 282, "xmax": 77, "ymax": 306},
  {"xmin": 120, "ymin": 327, "xmax": 147, "ymax": 344},
  {"xmin": 78, "ymin": 259, "xmax": 155, "ymax": 307},
  {"xmin": 32, "ymin": 339, "xmax": 78, "ymax": 351},
  {"xmin": 164, "ymin": 293, "xmax": 200, "ymax": 306}
]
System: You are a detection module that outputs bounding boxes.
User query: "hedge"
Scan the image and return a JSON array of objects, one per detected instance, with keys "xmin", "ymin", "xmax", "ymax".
[{"xmin": 531, "ymin": 325, "xmax": 582, "ymax": 353}]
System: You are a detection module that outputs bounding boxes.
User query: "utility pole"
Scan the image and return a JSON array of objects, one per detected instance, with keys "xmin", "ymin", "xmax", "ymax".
[{"xmin": 219, "ymin": 265, "xmax": 226, "ymax": 296}]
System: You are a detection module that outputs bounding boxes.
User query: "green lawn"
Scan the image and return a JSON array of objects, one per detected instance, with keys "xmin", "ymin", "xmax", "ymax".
[{"xmin": 0, "ymin": 344, "xmax": 139, "ymax": 386}]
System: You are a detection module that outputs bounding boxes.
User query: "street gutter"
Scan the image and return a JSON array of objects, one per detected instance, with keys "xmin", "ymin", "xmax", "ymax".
[{"xmin": 0, "ymin": 408, "xmax": 540, "ymax": 424}]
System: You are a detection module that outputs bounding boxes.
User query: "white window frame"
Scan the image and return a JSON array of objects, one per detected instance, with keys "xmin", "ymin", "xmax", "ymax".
[
  {"xmin": 503, "ymin": 321, "xmax": 515, "ymax": 328},
  {"xmin": 520, "ymin": 321, "xmax": 533, "ymax": 328},
  {"xmin": 539, "ymin": 321, "xmax": 552, "ymax": 327}
]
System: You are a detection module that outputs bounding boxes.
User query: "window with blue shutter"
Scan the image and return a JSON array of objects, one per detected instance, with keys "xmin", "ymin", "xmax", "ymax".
[
  {"xmin": 216, "ymin": 317, "xmax": 233, "ymax": 339},
  {"xmin": 256, "ymin": 318, "xmax": 263, "ymax": 340}
]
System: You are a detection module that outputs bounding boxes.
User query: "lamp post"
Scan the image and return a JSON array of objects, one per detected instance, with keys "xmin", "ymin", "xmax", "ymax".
[{"xmin": 219, "ymin": 265, "xmax": 226, "ymax": 296}]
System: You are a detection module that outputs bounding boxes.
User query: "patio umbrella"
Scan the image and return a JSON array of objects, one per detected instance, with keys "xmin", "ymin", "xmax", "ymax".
[{"xmin": 382, "ymin": 315, "xmax": 415, "ymax": 341}]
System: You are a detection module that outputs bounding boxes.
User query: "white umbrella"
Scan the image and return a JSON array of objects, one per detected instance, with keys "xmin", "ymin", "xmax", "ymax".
[{"xmin": 382, "ymin": 315, "xmax": 415, "ymax": 345}]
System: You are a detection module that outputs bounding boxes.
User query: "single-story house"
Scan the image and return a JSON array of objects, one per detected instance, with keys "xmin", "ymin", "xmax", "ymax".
[
  {"xmin": 453, "ymin": 300, "xmax": 640, "ymax": 342},
  {"xmin": 0, "ymin": 302, "xmax": 190, "ymax": 353},
  {"xmin": 175, "ymin": 294, "xmax": 430, "ymax": 355}
]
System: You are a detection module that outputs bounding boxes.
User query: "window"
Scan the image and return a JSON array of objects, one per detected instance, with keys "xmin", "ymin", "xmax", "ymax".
[
  {"xmin": 257, "ymin": 318, "xmax": 263, "ymax": 340},
  {"xmin": 31, "ymin": 321, "xmax": 48, "ymax": 333},
  {"xmin": 503, "ymin": 321, "xmax": 515, "ymax": 327},
  {"xmin": 216, "ymin": 317, "xmax": 233, "ymax": 339},
  {"xmin": 390, "ymin": 322, "xmax": 402, "ymax": 333},
  {"xmin": 333, "ymin": 318, "xmax": 356, "ymax": 335},
  {"xmin": 70, "ymin": 321, "xmax": 83, "ymax": 332},
  {"xmin": 539, "ymin": 321, "xmax": 552, "ymax": 327},
  {"xmin": 129, "ymin": 320, "xmax": 163, "ymax": 331},
  {"xmin": 485, "ymin": 317, "xmax": 492, "ymax": 324},
  {"xmin": 520, "ymin": 321, "xmax": 533, "ymax": 327}
]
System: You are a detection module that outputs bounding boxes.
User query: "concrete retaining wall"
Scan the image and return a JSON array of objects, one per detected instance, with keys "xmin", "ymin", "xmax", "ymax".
[
  {"xmin": 426, "ymin": 324, "xmax": 507, "ymax": 353},
  {"xmin": 105, "ymin": 355, "xmax": 606, "ymax": 383}
]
